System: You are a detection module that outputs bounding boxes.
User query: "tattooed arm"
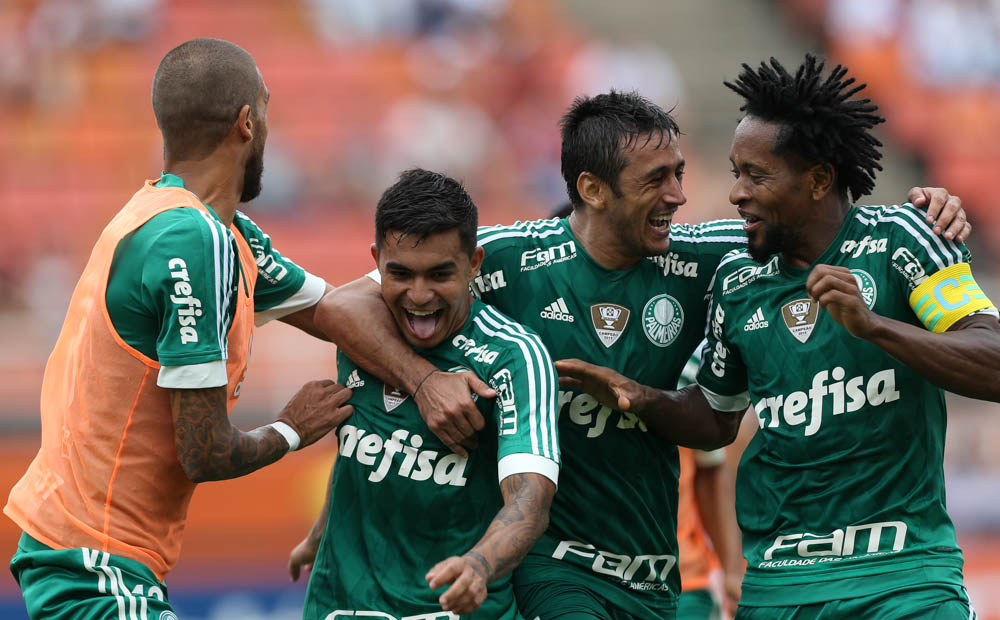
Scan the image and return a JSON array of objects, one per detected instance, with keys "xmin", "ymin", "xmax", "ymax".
[
  {"xmin": 425, "ymin": 473, "xmax": 556, "ymax": 614},
  {"xmin": 170, "ymin": 380, "xmax": 354, "ymax": 483}
]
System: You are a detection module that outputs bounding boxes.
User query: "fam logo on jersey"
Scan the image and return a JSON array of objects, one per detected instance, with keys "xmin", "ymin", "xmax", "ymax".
[
  {"xmin": 744, "ymin": 307, "xmax": 769, "ymax": 331},
  {"xmin": 168, "ymin": 258, "xmax": 203, "ymax": 345},
  {"xmin": 648, "ymin": 252, "xmax": 699, "ymax": 278},
  {"xmin": 839, "ymin": 235, "xmax": 888, "ymax": 258},
  {"xmin": 489, "ymin": 368, "xmax": 518, "ymax": 435},
  {"xmin": 471, "ymin": 269, "xmax": 506, "ymax": 296},
  {"xmin": 540, "ymin": 297, "xmax": 575, "ymax": 322},
  {"xmin": 345, "ymin": 369, "xmax": 365, "ymax": 389},
  {"xmin": 761, "ymin": 520, "xmax": 906, "ymax": 566},
  {"xmin": 590, "ymin": 303, "xmax": 630, "ymax": 348},
  {"xmin": 891, "ymin": 247, "xmax": 927, "ymax": 290},
  {"xmin": 159, "ymin": 612, "xmax": 179, "ymax": 620},
  {"xmin": 722, "ymin": 255, "xmax": 779, "ymax": 294},
  {"xmin": 247, "ymin": 235, "xmax": 290, "ymax": 285},
  {"xmin": 383, "ymin": 385, "xmax": 409, "ymax": 412},
  {"xmin": 781, "ymin": 298, "xmax": 819, "ymax": 343},
  {"xmin": 520, "ymin": 241, "xmax": 577, "ymax": 272},
  {"xmin": 641, "ymin": 294, "xmax": 684, "ymax": 347},
  {"xmin": 851, "ymin": 269, "xmax": 878, "ymax": 309}
]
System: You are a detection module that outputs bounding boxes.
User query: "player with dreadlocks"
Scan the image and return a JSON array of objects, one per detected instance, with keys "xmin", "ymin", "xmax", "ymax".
[{"xmin": 557, "ymin": 54, "xmax": 1000, "ymax": 618}]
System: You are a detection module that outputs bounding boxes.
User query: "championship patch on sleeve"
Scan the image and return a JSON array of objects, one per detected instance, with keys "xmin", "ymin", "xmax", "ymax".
[{"xmin": 909, "ymin": 263, "xmax": 996, "ymax": 333}]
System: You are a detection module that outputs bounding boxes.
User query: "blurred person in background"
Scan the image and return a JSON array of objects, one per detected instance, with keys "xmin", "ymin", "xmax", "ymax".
[
  {"xmin": 3, "ymin": 37, "xmax": 355, "ymax": 620},
  {"xmin": 317, "ymin": 89, "xmax": 965, "ymax": 619},
  {"xmin": 557, "ymin": 54, "xmax": 999, "ymax": 619},
  {"xmin": 291, "ymin": 168, "xmax": 559, "ymax": 619}
]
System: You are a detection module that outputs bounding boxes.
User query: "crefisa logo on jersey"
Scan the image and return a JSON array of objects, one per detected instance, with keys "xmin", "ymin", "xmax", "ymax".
[
  {"xmin": 641, "ymin": 294, "xmax": 684, "ymax": 347},
  {"xmin": 590, "ymin": 303, "xmax": 630, "ymax": 348},
  {"xmin": 471, "ymin": 269, "xmax": 506, "ymax": 296},
  {"xmin": 383, "ymin": 385, "xmax": 409, "ymax": 412},
  {"xmin": 168, "ymin": 258, "xmax": 203, "ymax": 344},
  {"xmin": 850, "ymin": 269, "xmax": 878, "ymax": 309},
  {"xmin": 781, "ymin": 298, "xmax": 819, "ymax": 343}
]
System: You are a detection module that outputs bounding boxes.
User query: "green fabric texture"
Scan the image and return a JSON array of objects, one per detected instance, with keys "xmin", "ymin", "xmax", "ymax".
[{"xmin": 10, "ymin": 532, "xmax": 176, "ymax": 620}]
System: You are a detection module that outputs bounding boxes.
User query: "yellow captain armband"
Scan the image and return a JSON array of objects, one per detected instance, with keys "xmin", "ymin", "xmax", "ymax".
[{"xmin": 909, "ymin": 263, "xmax": 996, "ymax": 333}]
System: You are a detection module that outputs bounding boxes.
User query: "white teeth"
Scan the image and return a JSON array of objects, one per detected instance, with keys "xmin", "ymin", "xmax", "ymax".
[
  {"xmin": 408, "ymin": 310, "xmax": 435, "ymax": 316},
  {"xmin": 649, "ymin": 217, "xmax": 671, "ymax": 227}
]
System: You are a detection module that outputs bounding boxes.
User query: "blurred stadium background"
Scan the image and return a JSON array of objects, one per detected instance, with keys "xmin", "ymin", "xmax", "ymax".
[{"xmin": 1, "ymin": 0, "xmax": 999, "ymax": 618}]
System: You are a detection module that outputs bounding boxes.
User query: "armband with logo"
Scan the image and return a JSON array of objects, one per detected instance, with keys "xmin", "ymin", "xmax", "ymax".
[{"xmin": 909, "ymin": 263, "xmax": 995, "ymax": 333}]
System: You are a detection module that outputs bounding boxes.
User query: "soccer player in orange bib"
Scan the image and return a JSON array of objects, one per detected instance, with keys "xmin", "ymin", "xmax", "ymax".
[{"xmin": 4, "ymin": 38, "xmax": 354, "ymax": 620}]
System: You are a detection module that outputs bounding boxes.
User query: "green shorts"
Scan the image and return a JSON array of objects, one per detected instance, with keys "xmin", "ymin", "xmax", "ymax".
[
  {"xmin": 734, "ymin": 582, "xmax": 974, "ymax": 620},
  {"xmin": 10, "ymin": 532, "xmax": 177, "ymax": 620},
  {"xmin": 677, "ymin": 588, "xmax": 721, "ymax": 620},
  {"xmin": 512, "ymin": 554, "xmax": 675, "ymax": 620}
]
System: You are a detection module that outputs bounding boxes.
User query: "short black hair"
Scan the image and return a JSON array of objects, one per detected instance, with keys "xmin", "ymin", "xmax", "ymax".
[
  {"xmin": 375, "ymin": 169, "xmax": 478, "ymax": 256},
  {"xmin": 152, "ymin": 38, "xmax": 262, "ymax": 160},
  {"xmin": 560, "ymin": 90, "xmax": 680, "ymax": 208},
  {"xmin": 724, "ymin": 54, "xmax": 885, "ymax": 202}
]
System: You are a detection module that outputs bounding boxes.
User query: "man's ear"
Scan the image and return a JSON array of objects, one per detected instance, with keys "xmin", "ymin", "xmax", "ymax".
[
  {"xmin": 809, "ymin": 163, "xmax": 835, "ymax": 201},
  {"xmin": 577, "ymin": 172, "xmax": 608, "ymax": 212},
  {"xmin": 469, "ymin": 246, "xmax": 485, "ymax": 279},
  {"xmin": 370, "ymin": 242, "xmax": 379, "ymax": 267},
  {"xmin": 236, "ymin": 103, "xmax": 254, "ymax": 143}
]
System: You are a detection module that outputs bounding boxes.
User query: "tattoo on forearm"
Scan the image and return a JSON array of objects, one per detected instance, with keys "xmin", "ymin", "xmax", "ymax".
[
  {"xmin": 467, "ymin": 473, "xmax": 554, "ymax": 583},
  {"xmin": 171, "ymin": 387, "xmax": 287, "ymax": 482}
]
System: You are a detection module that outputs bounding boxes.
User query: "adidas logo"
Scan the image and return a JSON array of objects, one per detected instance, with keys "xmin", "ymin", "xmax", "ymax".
[
  {"xmin": 540, "ymin": 297, "xmax": 575, "ymax": 322},
  {"xmin": 346, "ymin": 369, "xmax": 365, "ymax": 389},
  {"xmin": 744, "ymin": 307, "xmax": 769, "ymax": 331}
]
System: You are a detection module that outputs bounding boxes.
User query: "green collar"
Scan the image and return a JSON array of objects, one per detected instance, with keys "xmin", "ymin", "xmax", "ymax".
[{"xmin": 154, "ymin": 172, "xmax": 224, "ymax": 224}]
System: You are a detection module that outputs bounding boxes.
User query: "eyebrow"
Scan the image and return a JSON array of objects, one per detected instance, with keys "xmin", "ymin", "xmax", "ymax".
[{"xmin": 642, "ymin": 161, "xmax": 684, "ymax": 181}]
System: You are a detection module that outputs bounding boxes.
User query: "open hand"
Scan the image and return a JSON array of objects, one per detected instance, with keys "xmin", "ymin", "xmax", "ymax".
[{"xmin": 555, "ymin": 358, "xmax": 643, "ymax": 412}]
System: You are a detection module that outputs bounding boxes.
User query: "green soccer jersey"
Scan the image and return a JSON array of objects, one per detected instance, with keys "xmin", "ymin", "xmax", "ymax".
[
  {"xmin": 303, "ymin": 299, "xmax": 560, "ymax": 620},
  {"xmin": 106, "ymin": 173, "xmax": 325, "ymax": 388},
  {"xmin": 696, "ymin": 203, "xmax": 999, "ymax": 606},
  {"xmin": 474, "ymin": 217, "xmax": 744, "ymax": 616}
]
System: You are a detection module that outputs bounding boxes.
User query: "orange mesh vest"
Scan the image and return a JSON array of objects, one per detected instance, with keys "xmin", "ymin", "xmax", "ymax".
[
  {"xmin": 5, "ymin": 180, "xmax": 258, "ymax": 580},
  {"xmin": 676, "ymin": 447, "xmax": 722, "ymax": 592}
]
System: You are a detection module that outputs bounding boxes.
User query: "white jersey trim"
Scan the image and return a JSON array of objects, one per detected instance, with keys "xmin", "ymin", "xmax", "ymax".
[
  {"xmin": 254, "ymin": 271, "xmax": 327, "ymax": 326},
  {"xmin": 697, "ymin": 383, "xmax": 750, "ymax": 413},
  {"xmin": 158, "ymin": 360, "xmax": 228, "ymax": 389},
  {"xmin": 498, "ymin": 453, "xmax": 559, "ymax": 487},
  {"xmin": 854, "ymin": 204, "xmax": 963, "ymax": 271},
  {"xmin": 365, "ymin": 268, "xmax": 382, "ymax": 284}
]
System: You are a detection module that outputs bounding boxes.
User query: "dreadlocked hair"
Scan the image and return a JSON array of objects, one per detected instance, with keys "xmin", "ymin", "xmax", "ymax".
[{"xmin": 724, "ymin": 54, "xmax": 885, "ymax": 202}]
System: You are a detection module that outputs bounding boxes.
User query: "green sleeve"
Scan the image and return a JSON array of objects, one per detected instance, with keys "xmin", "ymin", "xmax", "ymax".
[
  {"xmin": 476, "ymin": 306, "xmax": 560, "ymax": 486},
  {"xmin": 108, "ymin": 208, "xmax": 237, "ymax": 368},
  {"xmin": 233, "ymin": 211, "xmax": 316, "ymax": 312}
]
